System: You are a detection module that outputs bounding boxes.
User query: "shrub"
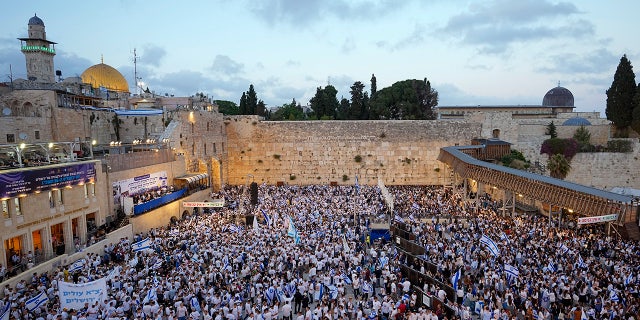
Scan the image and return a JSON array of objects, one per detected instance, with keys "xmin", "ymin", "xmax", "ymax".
[
  {"xmin": 607, "ymin": 139, "xmax": 633, "ymax": 152},
  {"xmin": 273, "ymin": 154, "xmax": 281, "ymax": 160},
  {"xmin": 354, "ymin": 155, "xmax": 362, "ymax": 163},
  {"xmin": 540, "ymin": 138, "xmax": 578, "ymax": 160},
  {"xmin": 289, "ymin": 175, "xmax": 296, "ymax": 181},
  {"xmin": 342, "ymin": 175, "xmax": 349, "ymax": 182}
]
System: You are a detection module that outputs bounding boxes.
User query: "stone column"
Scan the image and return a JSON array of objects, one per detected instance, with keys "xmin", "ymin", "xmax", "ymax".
[
  {"xmin": 78, "ymin": 214, "xmax": 87, "ymax": 245},
  {"xmin": 42, "ymin": 225, "xmax": 53, "ymax": 257},
  {"xmin": 63, "ymin": 219, "xmax": 74, "ymax": 254}
]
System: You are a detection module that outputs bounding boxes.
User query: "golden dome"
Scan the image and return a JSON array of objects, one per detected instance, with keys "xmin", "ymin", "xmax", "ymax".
[{"xmin": 81, "ymin": 63, "xmax": 129, "ymax": 92}]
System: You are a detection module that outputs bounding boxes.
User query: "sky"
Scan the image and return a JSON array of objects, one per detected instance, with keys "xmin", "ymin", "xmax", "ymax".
[{"xmin": 1, "ymin": 0, "xmax": 639, "ymax": 115}]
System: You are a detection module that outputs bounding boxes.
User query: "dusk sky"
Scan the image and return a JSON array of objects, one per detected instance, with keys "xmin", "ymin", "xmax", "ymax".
[{"xmin": 1, "ymin": 0, "xmax": 638, "ymax": 115}]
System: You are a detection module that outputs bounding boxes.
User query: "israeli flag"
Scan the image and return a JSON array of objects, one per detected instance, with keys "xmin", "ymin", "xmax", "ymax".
[
  {"xmin": 262, "ymin": 210, "xmax": 272, "ymax": 226},
  {"xmin": 355, "ymin": 175, "xmax": 360, "ymax": 194},
  {"xmin": 500, "ymin": 232, "xmax": 510, "ymax": 243},
  {"xmin": 480, "ymin": 234, "xmax": 500, "ymax": 256},
  {"xmin": 169, "ymin": 229, "xmax": 180, "ymax": 237},
  {"xmin": 368, "ymin": 310, "xmax": 377, "ymax": 319},
  {"xmin": 285, "ymin": 282, "xmax": 297, "ymax": 296},
  {"xmin": 0, "ymin": 302, "xmax": 9, "ymax": 320},
  {"xmin": 402, "ymin": 293, "xmax": 410, "ymax": 302},
  {"xmin": 265, "ymin": 287, "xmax": 276, "ymax": 303},
  {"xmin": 143, "ymin": 287, "xmax": 157, "ymax": 304},
  {"xmin": 577, "ymin": 255, "xmax": 587, "ymax": 269},
  {"xmin": 68, "ymin": 258, "xmax": 86, "ymax": 273},
  {"xmin": 316, "ymin": 284, "xmax": 324, "ymax": 300},
  {"xmin": 221, "ymin": 225, "xmax": 228, "ymax": 232},
  {"xmin": 287, "ymin": 216, "xmax": 297, "ymax": 237},
  {"xmin": 558, "ymin": 243, "xmax": 570, "ymax": 255},
  {"xmin": 342, "ymin": 273, "xmax": 352, "ymax": 285},
  {"xmin": 222, "ymin": 256, "xmax": 231, "ymax": 271},
  {"xmin": 394, "ymin": 215, "xmax": 405, "ymax": 223},
  {"xmin": 545, "ymin": 262, "xmax": 557, "ymax": 273},
  {"xmin": 625, "ymin": 273, "xmax": 634, "ymax": 286},
  {"xmin": 451, "ymin": 268, "xmax": 462, "ymax": 290},
  {"xmin": 474, "ymin": 301, "xmax": 484, "ymax": 315},
  {"xmin": 25, "ymin": 291, "xmax": 49, "ymax": 312},
  {"xmin": 378, "ymin": 256, "xmax": 389, "ymax": 269},
  {"xmin": 328, "ymin": 285, "xmax": 338, "ymax": 299},
  {"xmin": 609, "ymin": 289, "xmax": 620, "ymax": 302},
  {"xmin": 131, "ymin": 238, "xmax": 152, "ymax": 252},
  {"xmin": 229, "ymin": 225, "xmax": 241, "ymax": 233},
  {"xmin": 342, "ymin": 235, "xmax": 350, "ymax": 252},
  {"xmin": 362, "ymin": 282, "xmax": 374, "ymax": 294},
  {"xmin": 276, "ymin": 289, "xmax": 285, "ymax": 302},
  {"xmin": 191, "ymin": 296, "xmax": 201, "ymax": 311},
  {"xmin": 504, "ymin": 264, "xmax": 519, "ymax": 284}
]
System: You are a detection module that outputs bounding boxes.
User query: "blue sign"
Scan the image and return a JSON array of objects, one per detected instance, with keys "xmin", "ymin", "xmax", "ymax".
[{"xmin": 0, "ymin": 162, "xmax": 96, "ymax": 198}]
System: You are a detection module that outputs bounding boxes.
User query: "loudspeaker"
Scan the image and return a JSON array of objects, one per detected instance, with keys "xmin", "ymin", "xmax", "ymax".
[{"xmin": 250, "ymin": 182, "xmax": 258, "ymax": 205}]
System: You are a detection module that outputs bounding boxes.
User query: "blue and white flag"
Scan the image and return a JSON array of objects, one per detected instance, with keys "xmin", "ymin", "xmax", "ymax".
[
  {"xmin": 609, "ymin": 289, "xmax": 620, "ymax": 302},
  {"xmin": 394, "ymin": 215, "xmax": 405, "ymax": 223},
  {"xmin": 545, "ymin": 262, "xmax": 557, "ymax": 273},
  {"xmin": 474, "ymin": 301, "xmax": 484, "ymax": 315},
  {"xmin": 285, "ymin": 282, "xmax": 297, "ymax": 296},
  {"xmin": 379, "ymin": 256, "xmax": 389, "ymax": 269},
  {"xmin": 362, "ymin": 281, "xmax": 374, "ymax": 294},
  {"xmin": 500, "ymin": 232, "xmax": 510, "ymax": 243},
  {"xmin": 480, "ymin": 234, "xmax": 500, "ymax": 256},
  {"xmin": 328, "ymin": 285, "xmax": 338, "ymax": 299},
  {"xmin": 625, "ymin": 273, "xmax": 634, "ymax": 286},
  {"xmin": 262, "ymin": 210, "xmax": 272, "ymax": 226},
  {"xmin": 265, "ymin": 287, "xmax": 276, "ymax": 303},
  {"xmin": 355, "ymin": 175, "xmax": 360, "ymax": 194},
  {"xmin": 169, "ymin": 229, "xmax": 180, "ymax": 237},
  {"xmin": 580, "ymin": 308, "xmax": 588, "ymax": 320},
  {"xmin": 68, "ymin": 258, "xmax": 86, "ymax": 273},
  {"xmin": 451, "ymin": 268, "xmax": 462, "ymax": 290},
  {"xmin": 143, "ymin": 287, "xmax": 157, "ymax": 304},
  {"xmin": 190, "ymin": 296, "xmax": 201, "ymax": 312},
  {"xmin": 558, "ymin": 243, "xmax": 570, "ymax": 255},
  {"xmin": 504, "ymin": 264, "xmax": 519, "ymax": 284},
  {"xmin": 26, "ymin": 291, "xmax": 49, "ymax": 312},
  {"xmin": 287, "ymin": 216, "xmax": 301, "ymax": 244},
  {"xmin": 341, "ymin": 273, "xmax": 352, "ymax": 285},
  {"xmin": 368, "ymin": 310, "xmax": 377, "ymax": 319},
  {"xmin": 402, "ymin": 293, "xmax": 410, "ymax": 302},
  {"xmin": 316, "ymin": 284, "xmax": 324, "ymax": 300},
  {"xmin": 131, "ymin": 238, "xmax": 152, "ymax": 252},
  {"xmin": 577, "ymin": 255, "xmax": 587, "ymax": 269},
  {"xmin": 276, "ymin": 289, "xmax": 285, "ymax": 302},
  {"xmin": 0, "ymin": 301, "xmax": 9, "ymax": 320},
  {"xmin": 229, "ymin": 225, "xmax": 242, "ymax": 233}
]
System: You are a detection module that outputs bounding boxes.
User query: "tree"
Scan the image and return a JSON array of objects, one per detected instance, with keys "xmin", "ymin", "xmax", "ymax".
[
  {"xmin": 246, "ymin": 84, "xmax": 258, "ymax": 115},
  {"xmin": 369, "ymin": 79, "xmax": 438, "ymax": 120},
  {"xmin": 270, "ymin": 99, "xmax": 305, "ymax": 121},
  {"xmin": 545, "ymin": 121, "xmax": 558, "ymax": 138},
  {"xmin": 547, "ymin": 154, "xmax": 571, "ymax": 179},
  {"xmin": 336, "ymin": 97, "xmax": 350, "ymax": 120},
  {"xmin": 256, "ymin": 100, "xmax": 266, "ymax": 117},
  {"xmin": 348, "ymin": 81, "xmax": 367, "ymax": 119},
  {"xmin": 239, "ymin": 92, "xmax": 248, "ymax": 114},
  {"xmin": 572, "ymin": 125, "xmax": 592, "ymax": 152},
  {"xmin": 631, "ymin": 83, "xmax": 640, "ymax": 134},
  {"xmin": 309, "ymin": 85, "xmax": 339, "ymax": 120},
  {"xmin": 214, "ymin": 100, "xmax": 239, "ymax": 115},
  {"xmin": 606, "ymin": 54, "xmax": 637, "ymax": 137},
  {"xmin": 370, "ymin": 74, "xmax": 377, "ymax": 97}
]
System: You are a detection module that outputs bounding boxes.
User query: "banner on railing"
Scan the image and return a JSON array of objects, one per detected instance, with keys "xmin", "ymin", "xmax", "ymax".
[
  {"xmin": 183, "ymin": 199, "xmax": 224, "ymax": 208},
  {"xmin": 58, "ymin": 278, "xmax": 107, "ymax": 310},
  {"xmin": 577, "ymin": 213, "xmax": 618, "ymax": 225}
]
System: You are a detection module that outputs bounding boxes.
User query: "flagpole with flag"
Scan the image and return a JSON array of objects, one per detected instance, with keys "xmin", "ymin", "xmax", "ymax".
[{"xmin": 451, "ymin": 268, "xmax": 462, "ymax": 290}]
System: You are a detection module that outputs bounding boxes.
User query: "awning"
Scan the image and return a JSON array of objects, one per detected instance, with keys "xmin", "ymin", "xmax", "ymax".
[{"xmin": 176, "ymin": 173, "xmax": 209, "ymax": 184}]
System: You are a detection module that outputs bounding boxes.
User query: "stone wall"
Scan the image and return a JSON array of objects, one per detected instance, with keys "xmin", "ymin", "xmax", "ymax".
[
  {"xmin": 565, "ymin": 142, "xmax": 640, "ymax": 190},
  {"xmin": 224, "ymin": 117, "xmax": 482, "ymax": 186}
]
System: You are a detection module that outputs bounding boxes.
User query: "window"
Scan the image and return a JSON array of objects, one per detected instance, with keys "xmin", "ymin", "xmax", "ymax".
[
  {"xmin": 6, "ymin": 134, "xmax": 15, "ymax": 143},
  {"xmin": 14, "ymin": 198, "xmax": 22, "ymax": 216},
  {"xmin": 2, "ymin": 199, "xmax": 9, "ymax": 219},
  {"xmin": 35, "ymin": 130, "xmax": 40, "ymax": 140}
]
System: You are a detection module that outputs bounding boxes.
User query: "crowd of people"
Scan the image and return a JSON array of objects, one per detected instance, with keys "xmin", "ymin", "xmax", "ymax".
[{"xmin": 0, "ymin": 184, "xmax": 638, "ymax": 320}]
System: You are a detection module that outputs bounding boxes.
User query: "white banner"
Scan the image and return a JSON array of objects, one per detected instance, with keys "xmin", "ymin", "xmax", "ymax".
[
  {"xmin": 59, "ymin": 278, "xmax": 107, "ymax": 310},
  {"xmin": 184, "ymin": 199, "xmax": 224, "ymax": 207},
  {"xmin": 577, "ymin": 213, "xmax": 618, "ymax": 225}
]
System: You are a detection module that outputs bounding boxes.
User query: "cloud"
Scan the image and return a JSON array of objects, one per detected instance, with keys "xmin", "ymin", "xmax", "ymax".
[
  {"xmin": 250, "ymin": 0, "xmax": 407, "ymax": 27},
  {"xmin": 139, "ymin": 44, "xmax": 166, "ymax": 67},
  {"xmin": 440, "ymin": 0, "xmax": 594, "ymax": 54},
  {"xmin": 537, "ymin": 48, "xmax": 618, "ymax": 75},
  {"xmin": 210, "ymin": 55, "xmax": 244, "ymax": 75},
  {"xmin": 342, "ymin": 37, "xmax": 356, "ymax": 53}
]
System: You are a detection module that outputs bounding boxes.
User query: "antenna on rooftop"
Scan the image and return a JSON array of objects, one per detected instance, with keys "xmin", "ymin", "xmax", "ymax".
[{"xmin": 133, "ymin": 48, "xmax": 142, "ymax": 95}]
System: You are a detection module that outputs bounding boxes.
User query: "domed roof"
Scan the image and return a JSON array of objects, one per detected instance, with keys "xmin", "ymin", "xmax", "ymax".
[
  {"xmin": 562, "ymin": 117, "xmax": 591, "ymax": 126},
  {"xmin": 542, "ymin": 86, "xmax": 574, "ymax": 107},
  {"xmin": 81, "ymin": 63, "xmax": 129, "ymax": 92},
  {"xmin": 29, "ymin": 14, "xmax": 44, "ymax": 26}
]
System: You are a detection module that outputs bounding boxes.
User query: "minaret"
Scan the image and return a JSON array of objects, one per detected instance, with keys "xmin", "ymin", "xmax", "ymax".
[{"xmin": 17, "ymin": 14, "xmax": 57, "ymax": 83}]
